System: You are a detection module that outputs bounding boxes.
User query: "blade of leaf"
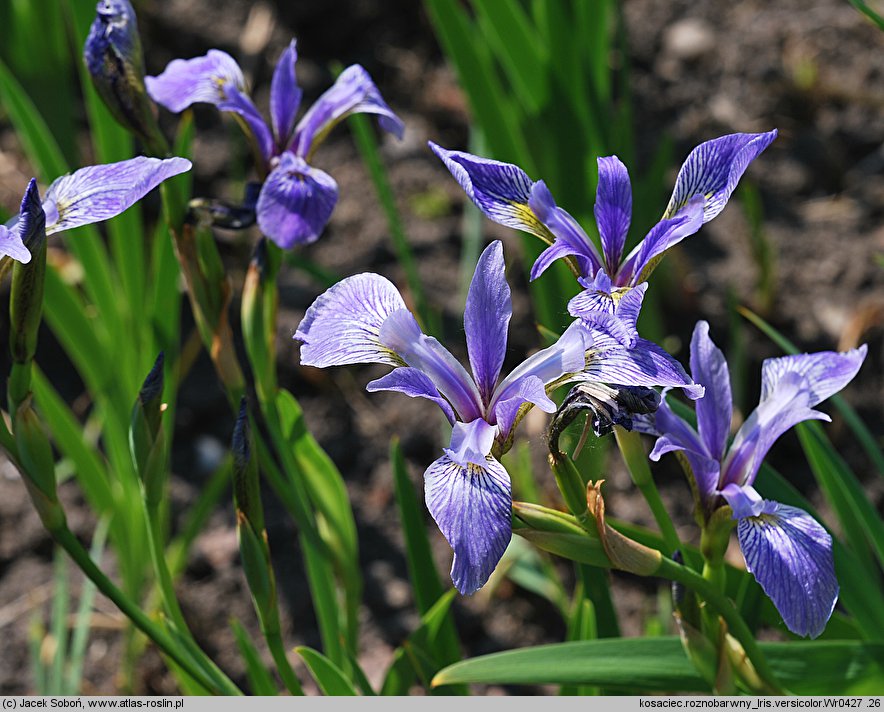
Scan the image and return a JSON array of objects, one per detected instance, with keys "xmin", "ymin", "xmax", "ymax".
[
  {"xmin": 296, "ymin": 647, "xmax": 358, "ymax": 696},
  {"xmin": 230, "ymin": 619, "xmax": 278, "ymax": 696}
]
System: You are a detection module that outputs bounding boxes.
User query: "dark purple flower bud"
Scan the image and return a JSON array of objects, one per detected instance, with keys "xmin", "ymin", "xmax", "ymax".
[{"xmin": 84, "ymin": 0, "xmax": 167, "ymax": 152}]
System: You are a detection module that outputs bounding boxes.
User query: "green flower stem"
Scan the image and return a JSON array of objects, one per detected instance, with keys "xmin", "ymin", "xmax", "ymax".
[
  {"xmin": 51, "ymin": 524, "xmax": 242, "ymax": 695},
  {"xmin": 614, "ymin": 427, "xmax": 682, "ymax": 557},
  {"xmin": 656, "ymin": 555, "xmax": 782, "ymax": 694}
]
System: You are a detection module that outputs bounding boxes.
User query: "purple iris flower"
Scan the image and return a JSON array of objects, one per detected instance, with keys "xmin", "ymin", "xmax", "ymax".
[
  {"xmin": 145, "ymin": 41, "xmax": 404, "ymax": 249},
  {"xmin": 1, "ymin": 156, "xmax": 191, "ymax": 264},
  {"xmin": 430, "ymin": 131, "xmax": 777, "ymax": 289},
  {"xmin": 644, "ymin": 320, "xmax": 867, "ymax": 638},
  {"xmin": 295, "ymin": 240, "xmax": 701, "ymax": 594}
]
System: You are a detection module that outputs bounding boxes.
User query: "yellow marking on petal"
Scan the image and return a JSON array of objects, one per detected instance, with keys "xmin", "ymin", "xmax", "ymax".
[{"xmin": 508, "ymin": 201, "xmax": 556, "ymax": 245}]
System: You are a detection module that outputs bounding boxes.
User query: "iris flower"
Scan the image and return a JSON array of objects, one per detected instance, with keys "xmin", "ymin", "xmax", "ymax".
[
  {"xmin": 146, "ymin": 41, "xmax": 404, "ymax": 249},
  {"xmin": 430, "ymin": 131, "xmax": 776, "ymax": 290},
  {"xmin": 295, "ymin": 240, "xmax": 700, "ymax": 594},
  {"xmin": 644, "ymin": 320, "xmax": 866, "ymax": 638},
  {"xmin": 1, "ymin": 156, "xmax": 191, "ymax": 263}
]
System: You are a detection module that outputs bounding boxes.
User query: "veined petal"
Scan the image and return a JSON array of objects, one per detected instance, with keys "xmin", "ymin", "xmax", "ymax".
[
  {"xmin": 465, "ymin": 241, "xmax": 511, "ymax": 403},
  {"xmin": 618, "ymin": 196, "xmax": 703, "ymax": 286},
  {"xmin": 736, "ymin": 502, "xmax": 838, "ymax": 638},
  {"xmin": 256, "ymin": 153, "xmax": 338, "ymax": 248},
  {"xmin": 366, "ymin": 368, "xmax": 456, "ymax": 425},
  {"xmin": 269, "ymin": 40, "xmax": 302, "ymax": 148},
  {"xmin": 218, "ymin": 85, "xmax": 274, "ymax": 162},
  {"xmin": 380, "ymin": 309, "xmax": 483, "ymax": 422},
  {"xmin": 430, "ymin": 143, "xmax": 553, "ymax": 242},
  {"xmin": 423, "ymin": 453, "xmax": 512, "ymax": 595},
  {"xmin": 295, "ymin": 272, "xmax": 407, "ymax": 368},
  {"xmin": 664, "ymin": 130, "xmax": 778, "ymax": 222},
  {"xmin": 722, "ymin": 372, "xmax": 830, "ymax": 488},
  {"xmin": 691, "ymin": 321, "xmax": 732, "ymax": 461},
  {"xmin": 491, "ymin": 320, "xmax": 589, "ymax": 413},
  {"xmin": 529, "ymin": 180, "xmax": 603, "ymax": 277},
  {"xmin": 292, "ymin": 64, "xmax": 404, "ymax": 159},
  {"xmin": 43, "ymin": 157, "xmax": 192, "ymax": 235},
  {"xmin": 146, "ymin": 49, "xmax": 245, "ymax": 112},
  {"xmin": 594, "ymin": 155, "xmax": 632, "ymax": 274},
  {"xmin": 582, "ymin": 334, "xmax": 704, "ymax": 399},
  {"xmin": 760, "ymin": 346, "xmax": 868, "ymax": 408},
  {"xmin": 443, "ymin": 419, "xmax": 497, "ymax": 468}
]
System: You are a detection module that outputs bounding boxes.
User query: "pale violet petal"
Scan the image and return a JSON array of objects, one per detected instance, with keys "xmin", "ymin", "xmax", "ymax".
[
  {"xmin": 443, "ymin": 419, "xmax": 497, "ymax": 468},
  {"xmin": 146, "ymin": 49, "xmax": 245, "ymax": 112},
  {"xmin": 760, "ymin": 347, "xmax": 868, "ymax": 408},
  {"xmin": 256, "ymin": 153, "xmax": 338, "ymax": 248},
  {"xmin": 737, "ymin": 501, "xmax": 838, "ymax": 638},
  {"xmin": 366, "ymin": 367, "xmax": 456, "ymax": 424},
  {"xmin": 43, "ymin": 157, "xmax": 192, "ymax": 235},
  {"xmin": 424, "ymin": 453, "xmax": 512, "ymax": 595},
  {"xmin": 295, "ymin": 272, "xmax": 406, "ymax": 368}
]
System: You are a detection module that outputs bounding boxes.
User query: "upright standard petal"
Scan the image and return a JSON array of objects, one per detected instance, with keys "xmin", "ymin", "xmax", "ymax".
[
  {"xmin": 42, "ymin": 156, "xmax": 192, "ymax": 235},
  {"xmin": 582, "ymin": 333, "xmax": 704, "ymax": 400},
  {"xmin": 366, "ymin": 368, "xmax": 456, "ymax": 425},
  {"xmin": 423, "ymin": 453, "xmax": 512, "ymax": 594},
  {"xmin": 664, "ymin": 130, "xmax": 777, "ymax": 223},
  {"xmin": 256, "ymin": 153, "xmax": 339, "ymax": 248},
  {"xmin": 380, "ymin": 309, "xmax": 483, "ymax": 422},
  {"xmin": 736, "ymin": 502, "xmax": 838, "ymax": 638},
  {"xmin": 146, "ymin": 49, "xmax": 245, "ymax": 112},
  {"xmin": 690, "ymin": 321, "xmax": 732, "ymax": 462},
  {"xmin": 269, "ymin": 40, "xmax": 302, "ymax": 148},
  {"xmin": 2, "ymin": 179, "xmax": 46, "ymax": 263},
  {"xmin": 594, "ymin": 156, "xmax": 632, "ymax": 274},
  {"xmin": 721, "ymin": 372, "xmax": 830, "ymax": 488},
  {"xmin": 759, "ymin": 347, "xmax": 867, "ymax": 407},
  {"xmin": 431, "ymin": 143, "xmax": 554, "ymax": 244},
  {"xmin": 529, "ymin": 180, "xmax": 603, "ymax": 278},
  {"xmin": 617, "ymin": 197, "xmax": 704, "ymax": 286},
  {"xmin": 292, "ymin": 64, "xmax": 404, "ymax": 159},
  {"xmin": 465, "ymin": 241, "xmax": 511, "ymax": 403},
  {"xmin": 295, "ymin": 272, "xmax": 407, "ymax": 368}
]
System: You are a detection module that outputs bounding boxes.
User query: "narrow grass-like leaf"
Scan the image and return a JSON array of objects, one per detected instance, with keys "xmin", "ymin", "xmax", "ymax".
[
  {"xmin": 433, "ymin": 637, "xmax": 884, "ymax": 694},
  {"xmin": 471, "ymin": 0, "xmax": 548, "ymax": 113},
  {"xmin": 296, "ymin": 647, "xmax": 359, "ymax": 696},
  {"xmin": 797, "ymin": 423, "xmax": 884, "ymax": 570},
  {"xmin": 49, "ymin": 548, "xmax": 71, "ymax": 695},
  {"xmin": 230, "ymin": 619, "xmax": 278, "ymax": 696}
]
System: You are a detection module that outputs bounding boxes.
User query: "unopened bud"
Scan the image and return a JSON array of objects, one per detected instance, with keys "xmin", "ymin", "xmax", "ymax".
[
  {"xmin": 8, "ymin": 181, "xmax": 47, "ymax": 410},
  {"xmin": 511, "ymin": 501, "xmax": 610, "ymax": 569},
  {"xmin": 547, "ymin": 449, "xmax": 589, "ymax": 521},
  {"xmin": 232, "ymin": 398, "xmax": 264, "ymax": 533},
  {"xmin": 130, "ymin": 353, "xmax": 166, "ymax": 506},
  {"xmin": 14, "ymin": 398, "xmax": 64, "ymax": 530},
  {"xmin": 586, "ymin": 480, "xmax": 662, "ymax": 576},
  {"xmin": 84, "ymin": 0, "xmax": 167, "ymax": 153}
]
